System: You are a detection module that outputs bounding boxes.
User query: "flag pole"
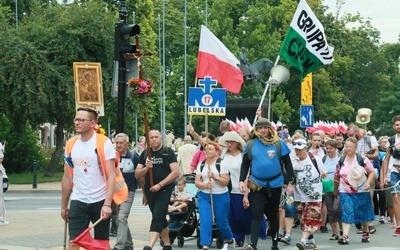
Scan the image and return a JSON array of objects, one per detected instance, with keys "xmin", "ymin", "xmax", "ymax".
[{"xmin": 253, "ymin": 55, "xmax": 281, "ymax": 125}]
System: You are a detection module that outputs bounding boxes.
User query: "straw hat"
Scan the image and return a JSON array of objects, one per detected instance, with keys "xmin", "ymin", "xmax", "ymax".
[
  {"xmin": 218, "ymin": 131, "xmax": 246, "ymax": 148},
  {"xmin": 347, "ymin": 166, "xmax": 367, "ymax": 189}
]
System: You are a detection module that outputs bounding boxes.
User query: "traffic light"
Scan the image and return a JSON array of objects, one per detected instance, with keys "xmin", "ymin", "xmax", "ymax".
[{"xmin": 114, "ymin": 23, "xmax": 140, "ymax": 61}]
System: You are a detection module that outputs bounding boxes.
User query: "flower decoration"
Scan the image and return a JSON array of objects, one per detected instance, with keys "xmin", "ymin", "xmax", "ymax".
[
  {"xmin": 127, "ymin": 78, "xmax": 152, "ymax": 97},
  {"xmin": 94, "ymin": 124, "xmax": 106, "ymax": 135}
]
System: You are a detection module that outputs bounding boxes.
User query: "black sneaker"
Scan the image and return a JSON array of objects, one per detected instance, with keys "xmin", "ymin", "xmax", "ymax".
[
  {"xmin": 143, "ymin": 246, "xmax": 152, "ymax": 250},
  {"xmin": 162, "ymin": 246, "xmax": 172, "ymax": 250},
  {"xmin": 320, "ymin": 226, "xmax": 328, "ymax": 233},
  {"xmin": 109, "ymin": 228, "xmax": 117, "ymax": 237}
]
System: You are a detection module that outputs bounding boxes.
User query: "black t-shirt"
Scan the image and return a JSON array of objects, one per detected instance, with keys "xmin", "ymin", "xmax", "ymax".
[{"xmin": 139, "ymin": 146, "xmax": 177, "ymax": 190}]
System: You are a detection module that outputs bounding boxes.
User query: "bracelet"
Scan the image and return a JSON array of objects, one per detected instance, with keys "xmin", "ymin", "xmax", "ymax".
[
  {"xmin": 158, "ymin": 183, "xmax": 162, "ymax": 188},
  {"xmin": 103, "ymin": 204, "xmax": 111, "ymax": 208}
]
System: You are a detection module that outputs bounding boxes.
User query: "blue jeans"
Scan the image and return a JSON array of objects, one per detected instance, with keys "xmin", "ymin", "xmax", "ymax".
[{"xmin": 198, "ymin": 191, "xmax": 233, "ymax": 246}]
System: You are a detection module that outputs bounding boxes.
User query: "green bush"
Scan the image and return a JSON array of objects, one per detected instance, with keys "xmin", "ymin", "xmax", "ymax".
[{"xmin": 0, "ymin": 115, "xmax": 42, "ymax": 173}]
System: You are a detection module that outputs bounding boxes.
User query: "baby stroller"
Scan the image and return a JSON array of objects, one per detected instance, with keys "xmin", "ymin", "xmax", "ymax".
[{"xmin": 163, "ymin": 174, "xmax": 199, "ymax": 247}]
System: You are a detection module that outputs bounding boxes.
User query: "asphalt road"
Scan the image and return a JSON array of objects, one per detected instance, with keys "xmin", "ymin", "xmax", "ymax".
[{"xmin": 3, "ymin": 191, "xmax": 400, "ymax": 249}]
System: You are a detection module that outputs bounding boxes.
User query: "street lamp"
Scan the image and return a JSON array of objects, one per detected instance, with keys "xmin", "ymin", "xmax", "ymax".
[{"xmin": 267, "ymin": 65, "xmax": 290, "ymax": 121}]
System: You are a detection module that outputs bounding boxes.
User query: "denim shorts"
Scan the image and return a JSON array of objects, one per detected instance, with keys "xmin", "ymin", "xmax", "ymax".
[{"xmin": 390, "ymin": 172, "xmax": 400, "ymax": 194}]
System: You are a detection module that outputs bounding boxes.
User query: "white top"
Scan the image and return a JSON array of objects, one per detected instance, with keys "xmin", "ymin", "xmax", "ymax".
[
  {"xmin": 0, "ymin": 143, "xmax": 4, "ymax": 173},
  {"xmin": 222, "ymin": 153, "xmax": 242, "ymax": 194},
  {"xmin": 308, "ymin": 147, "xmax": 325, "ymax": 158},
  {"xmin": 324, "ymin": 155, "xmax": 339, "ymax": 180},
  {"xmin": 196, "ymin": 159, "xmax": 229, "ymax": 194},
  {"xmin": 293, "ymin": 154, "xmax": 326, "ymax": 202},
  {"xmin": 69, "ymin": 134, "xmax": 116, "ymax": 203},
  {"xmin": 387, "ymin": 135, "xmax": 400, "ymax": 175}
]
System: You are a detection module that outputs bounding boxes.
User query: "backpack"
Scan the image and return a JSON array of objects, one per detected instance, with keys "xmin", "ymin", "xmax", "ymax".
[
  {"xmin": 200, "ymin": 158, "xmax": 232, "ymax": 192},
  {"xmin": 338, "ymin": 153, "xmax": 364, "ymax": 169},
  {"xmin": 364, "ymin": 136, "xmax": 372, "ymax": 150}
]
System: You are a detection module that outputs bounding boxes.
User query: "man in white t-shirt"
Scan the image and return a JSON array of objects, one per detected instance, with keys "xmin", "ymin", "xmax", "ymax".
[
  {"xmin": 381, "ymin": 115, "xmax": 400, "ymax": 237},
  {"xmin": 61, "ymin": 107, "xmax": 117, "ymax": 250}
]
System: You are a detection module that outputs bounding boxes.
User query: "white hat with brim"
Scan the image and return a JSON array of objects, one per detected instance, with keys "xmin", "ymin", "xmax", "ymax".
[
  {"xmin": 347, "ymin": 165, "xmax": 367, "ymax": 189},
  {"xmin": 219, "ymin": 131, "xmax": 246, "ymax": 148}
]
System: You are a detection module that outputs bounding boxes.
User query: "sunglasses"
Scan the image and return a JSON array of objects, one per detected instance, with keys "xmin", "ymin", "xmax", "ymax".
[
  {"xmin": 225, "ymin": 140, "xmax": 237, "ymax": 145},
  {"xmin": 293, "ymin": 141, "xmax": 307, "ymax": 146}
]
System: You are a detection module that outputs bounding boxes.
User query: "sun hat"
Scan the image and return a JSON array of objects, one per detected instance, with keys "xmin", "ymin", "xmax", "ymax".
[
  {"xmin": 347, "ymin": 165, "xmax": 367, "ymax": 189},
  {"xmin": 254, "ymin": 117, "xmax": 271, "ymax": 128},
  {"xmin": 293, "ymin": 138, "xmax": 307, "ymax": 150},
  {"xmin": 219, "ymin": 131, "xmax": 246, "ymax": 148}
]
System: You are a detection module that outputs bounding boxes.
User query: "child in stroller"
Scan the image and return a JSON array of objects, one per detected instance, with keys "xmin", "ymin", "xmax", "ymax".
[
  {"xmin": 165, "ymin": 174, "xmax": 198, "ymax": 248},
  {"xmin": 169, "ymin": 176, "xmax": 193, "ymax": 212}
]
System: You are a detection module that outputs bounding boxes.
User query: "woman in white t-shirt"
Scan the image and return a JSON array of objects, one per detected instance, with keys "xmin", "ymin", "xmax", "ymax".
[
  {"xmin": 219, "ymin": 131, "xmax": 266, "ymax": 247},
  {"xmin": 195, "ymin": 142, "xmax": 235, "ymax": 250}
]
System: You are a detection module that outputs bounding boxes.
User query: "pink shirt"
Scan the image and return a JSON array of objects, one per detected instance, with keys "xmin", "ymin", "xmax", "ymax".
[
  {"xmin": 190, "ymin": 149, "xmax": 206, "ymax": 169},
  {"xmin": 334, "ymin": 155, "xmax": 374, "ymax": 193}
]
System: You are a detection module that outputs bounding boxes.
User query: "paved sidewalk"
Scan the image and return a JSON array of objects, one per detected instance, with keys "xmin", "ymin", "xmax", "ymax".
[{"xmin": 1, "ymin": 182, "xmax": 153, "ymax": 250}]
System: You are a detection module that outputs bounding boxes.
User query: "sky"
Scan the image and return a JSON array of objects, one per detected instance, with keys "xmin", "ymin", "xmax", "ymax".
[{"xmin": 322, "ymin": 0, "xmax": 400, "ymax": 44}]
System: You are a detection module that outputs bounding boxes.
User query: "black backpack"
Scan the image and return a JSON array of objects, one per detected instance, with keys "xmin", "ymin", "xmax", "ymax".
[
  {"xmin": 200, "ymin": 158, "xmax": 232, "ymax": 192},
  {"xmin": 338, "ymin": 153, "xmax": 364, "ymax": 169}
]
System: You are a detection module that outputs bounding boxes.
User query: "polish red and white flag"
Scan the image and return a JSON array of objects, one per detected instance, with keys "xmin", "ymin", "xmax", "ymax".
[{"xmin": 196, "ymin": 25, "xmax": 244, "ymax": 94}]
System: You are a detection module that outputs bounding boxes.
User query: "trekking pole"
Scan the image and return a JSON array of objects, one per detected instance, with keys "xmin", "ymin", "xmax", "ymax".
[
  {"xmin": 63, "ymin": 220, "xmax": 67, "ymax": 250},
  {"xmin": 205, "ymin": 111, "xmax": 215, "ymax": 223}
]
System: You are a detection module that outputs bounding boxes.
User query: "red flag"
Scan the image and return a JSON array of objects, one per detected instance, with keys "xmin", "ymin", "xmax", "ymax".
[{"xmin": 196, "ymin": 25, "xmax": 244, "ymax": 94}]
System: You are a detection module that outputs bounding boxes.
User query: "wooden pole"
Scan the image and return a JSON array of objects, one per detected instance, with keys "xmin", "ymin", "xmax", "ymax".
[{"xmin": 144, "ymin": 110, "xmax": 154, "ymax": 187}]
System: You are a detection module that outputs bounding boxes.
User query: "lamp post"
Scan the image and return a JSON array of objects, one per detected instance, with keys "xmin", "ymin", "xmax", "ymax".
[
  {"xmin": 184, "ymin": 0, "xmax": 188, "ymax": 136},
  {"xmin": 15, "ymin": 0, "xmax": 18, "ymax": 29}
]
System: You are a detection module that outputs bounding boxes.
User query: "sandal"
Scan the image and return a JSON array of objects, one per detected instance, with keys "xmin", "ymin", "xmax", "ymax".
[
  {"xmin": 368, "ymin": 225, "xmax": 376, "ymax": 234},
  {"xmin": 338, "ymin": 235, "xmax": 349, "ymax": 245}
]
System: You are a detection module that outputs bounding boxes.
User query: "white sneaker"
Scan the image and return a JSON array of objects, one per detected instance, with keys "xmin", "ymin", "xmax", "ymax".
[
  {"xmin": 228, "ymin": 238, "xmax": 235, "ymax": 250},
  {"xmin": 222, "ymin": 239, "xmax": 235, "ymax": 250},
  {"xmin": 244, "ymin": 234, "xmax": 251, "ymax": 245},
  {"xmin": 0, "ymin": 221, "xmax": 9, "ymax": 226}
]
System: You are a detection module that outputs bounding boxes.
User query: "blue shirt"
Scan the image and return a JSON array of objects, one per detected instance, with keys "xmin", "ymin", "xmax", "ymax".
[{"xmin": 244, "ymin": 138, "xmax": 290, "ymax": 188}]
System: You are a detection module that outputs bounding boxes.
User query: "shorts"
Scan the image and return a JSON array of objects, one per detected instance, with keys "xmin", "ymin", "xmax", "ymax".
[
  {"xmin": 324, "ymin": 193, "xmax": 341, "ymax": 223},
  {"xmin": 385, "ymin": 185, "xmax": 394, "ymax": 207},
  {"xmin": 390, "ymin": 172, "xmax": 400, "ymax": 194},
  {"xmin": 68, "ymin": 199, "xmax": 110, "ymax": 240}
]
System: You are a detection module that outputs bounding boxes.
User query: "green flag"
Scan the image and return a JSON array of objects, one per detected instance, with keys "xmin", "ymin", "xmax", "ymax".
[{"xmin": 279, "ymin": 0, "xmax": 334, "ymax": 79}]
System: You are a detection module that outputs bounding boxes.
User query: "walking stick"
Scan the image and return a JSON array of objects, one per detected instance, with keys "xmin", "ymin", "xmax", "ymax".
[
  {"xmin": 204, "ymin": 111, "xmax": 215, "ymax": 224},
  {"xmin": 144, "ymin": 110, "xmax": 154, "ymax": 187},
  {"xmin": 63, "ymin": 220, "xmax": 67, "ymax": 250}
]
